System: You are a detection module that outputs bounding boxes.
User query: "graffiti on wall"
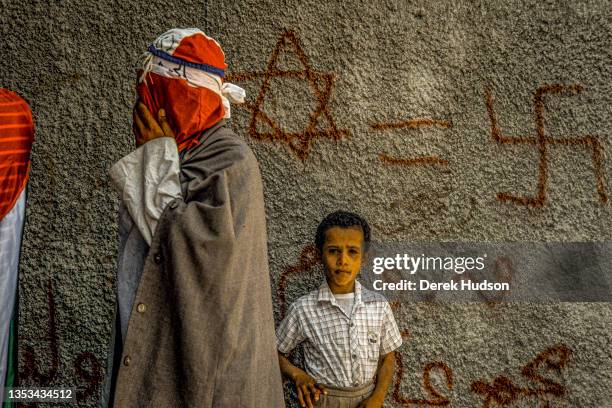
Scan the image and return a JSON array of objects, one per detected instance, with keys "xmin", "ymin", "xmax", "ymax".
[
  {"xmin": 229, "ymin": 29, "xmax": 608, "ymax": 206},
  {"xmin": 372, "ymin": 119, "xmax": 453, "ymax": 167},
  {"xmin": 227, "ymin": 30, "xmax": 349, "ymax": 161},
  {"xmin": 18, "ymin": 280, "xmax": 103, "ymax": 405},
  {"xmin": 16, "ymin": 26, "xmax": 600, "ymax": 407},
  {"xmin": 486, "ymin": 84, "xmax": 608, "ymax": 206},
  {"xmin": 471, "ymin": 345, "xmax": 572, "ymax": 408}
]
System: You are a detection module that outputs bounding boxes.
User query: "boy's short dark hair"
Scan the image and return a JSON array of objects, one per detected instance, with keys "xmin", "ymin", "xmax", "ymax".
[{"xmin": 315, "ymin": 210, "xmax": 371, "ymax": 252}]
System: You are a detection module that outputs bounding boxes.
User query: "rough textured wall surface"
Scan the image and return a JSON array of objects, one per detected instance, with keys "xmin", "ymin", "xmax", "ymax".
[{"xmin": 1, "ymin": 0, "xmax": 611, "ymax": 406}]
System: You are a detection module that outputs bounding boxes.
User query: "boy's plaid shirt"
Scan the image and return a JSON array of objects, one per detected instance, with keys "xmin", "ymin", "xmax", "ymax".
[{"xmin": 276, "ymin": 280, "xmax": 402, "ymax": 387}]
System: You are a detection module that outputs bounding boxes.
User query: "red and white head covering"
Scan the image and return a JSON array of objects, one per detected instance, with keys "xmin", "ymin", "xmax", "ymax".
[
  {"xmin": 0, "ymin": 89, "xmax": 34, "ymax": 221},
  {"xmin": 137, "ymin": 28, "xmax": 245, "ymax": 152}
]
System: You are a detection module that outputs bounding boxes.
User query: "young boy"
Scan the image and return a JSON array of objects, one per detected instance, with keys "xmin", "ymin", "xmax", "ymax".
[{"xmin": 277, "ymin": 211, "xmax": 402, "ymax": 408}]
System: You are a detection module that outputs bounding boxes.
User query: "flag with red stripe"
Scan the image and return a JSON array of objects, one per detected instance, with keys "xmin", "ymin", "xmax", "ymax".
[
  {"xmin": 0, "ymin": 88, "xmax": 33, "ymax": 405},
  {"xmin": 0, "ymin": 89, "xmax": 34, "ymax": 221}
]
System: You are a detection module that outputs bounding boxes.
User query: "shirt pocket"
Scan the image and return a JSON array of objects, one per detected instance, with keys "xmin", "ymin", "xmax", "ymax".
[{"xmin": 358, "ymin": 329, "xmax": 380, "ymax": 363}]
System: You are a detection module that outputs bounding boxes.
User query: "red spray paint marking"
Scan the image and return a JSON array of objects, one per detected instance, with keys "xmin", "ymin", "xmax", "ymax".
[
  {"xmin": 18, "ymin": 279, "xmax": 103, "ymax": 403},
  {"xmin": 227, "ymin": 30, "xmax": 348, "ymax": 161},
  {"xmin": 486, "ymin": 84, "xmax": 607, "ymax": 206},
  {"xmin": 371, "ymin": 118, "xmax": 453, "ymax": 168},
  {"xmin": 471, "ymin": 344, "xmax": 572, "ymax": 407}
]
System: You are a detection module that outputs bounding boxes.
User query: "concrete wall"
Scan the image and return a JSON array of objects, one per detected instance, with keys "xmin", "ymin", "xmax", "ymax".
[{"xmin": 1, "ymin": 0, "xmax": 610, "ymax": 406}]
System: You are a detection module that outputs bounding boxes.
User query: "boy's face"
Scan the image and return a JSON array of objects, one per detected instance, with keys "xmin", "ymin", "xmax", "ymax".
[{"xmin": 321, "ymin": 226, "xmax": 364, "ymax": 294}]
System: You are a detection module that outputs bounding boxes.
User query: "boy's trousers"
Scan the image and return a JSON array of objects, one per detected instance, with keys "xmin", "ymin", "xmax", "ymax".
[{"xmin": 316, "ymin": 382, "xmax": 375, "ymax": 408}]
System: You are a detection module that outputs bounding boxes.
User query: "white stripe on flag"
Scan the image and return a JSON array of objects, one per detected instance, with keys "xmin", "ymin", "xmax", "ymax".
[{"xmin": 0, "ymin": 188, "xmax": 25, "ymax": 401}]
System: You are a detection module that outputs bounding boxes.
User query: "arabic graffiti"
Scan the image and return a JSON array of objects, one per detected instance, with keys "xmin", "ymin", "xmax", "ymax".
[
  {"xmin": 393, "ymin": 358, "xmax": 453, "ymax": 406},
  {"xmin": 471, "ymin": 344, "xmax": 571, "ymax": 407},
  {"xmin": 18, "ymin": 279, "xmax": 103, "ymax": 403}
]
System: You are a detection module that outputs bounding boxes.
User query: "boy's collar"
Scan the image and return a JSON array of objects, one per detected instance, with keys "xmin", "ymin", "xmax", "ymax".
[{"xmin": 318, "ymin": 280, "xmax": 363, "ymax": 306}]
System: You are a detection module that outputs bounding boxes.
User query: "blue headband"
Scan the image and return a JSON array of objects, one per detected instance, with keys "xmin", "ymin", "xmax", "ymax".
[{"xmin": 147, "ymin": 45, "xmax": 226, "ymax": 78}]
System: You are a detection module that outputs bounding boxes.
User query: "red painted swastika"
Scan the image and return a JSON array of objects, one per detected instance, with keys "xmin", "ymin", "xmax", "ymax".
[{"xmin": 486, "ymin": 84, "xmax": 608, "ymax": 207}]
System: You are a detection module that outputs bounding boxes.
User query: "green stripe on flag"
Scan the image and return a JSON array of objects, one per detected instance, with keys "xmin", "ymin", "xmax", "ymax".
[{"xmin": 2, "ymin": 308, "xmax": 17, "ymax": 408}]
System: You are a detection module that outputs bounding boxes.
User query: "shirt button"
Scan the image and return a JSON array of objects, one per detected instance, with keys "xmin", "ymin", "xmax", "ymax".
[
  {"xmin": 352, "ymin": 354, "xmax": 357, "ymax": 359},
  {"xmin": 170, "ymin": 200, "xmax": 178, "ymax": 209},
  {"xmin": 154, "ymin": 253, "xmax": 162, "ymax": 264},
  {"xmin": 137, "ymin": 303, "xmax": 147, "ymax": 313},
  {"xmin": 123, "ymin": 356, "xmax": 131, "ymax": 366},
  {"xmin": 350, "ymin": 322, "xmax": 355, "ymax": 327}
]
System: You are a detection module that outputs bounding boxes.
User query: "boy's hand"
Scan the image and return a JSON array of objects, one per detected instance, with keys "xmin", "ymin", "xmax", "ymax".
[
  {"xmin": 357, "ymin": 352, "xmax": 396, "ymax": 408},
  {"xmin": 133, "ymin": 102, "xmax": 175, "ymax": 147},
  {"xmin": 293, "ymin": 371, "xmax": 327, "ymax": 408},
  {"xmin": 357, "ymin": 395, "xmax": 384, "ymax": 408}
]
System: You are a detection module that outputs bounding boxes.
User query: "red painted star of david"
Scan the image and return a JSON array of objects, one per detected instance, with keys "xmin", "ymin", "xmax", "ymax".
[{"xmin": 227, "ymin": 30, "xmax": 348, "ymax": 161}]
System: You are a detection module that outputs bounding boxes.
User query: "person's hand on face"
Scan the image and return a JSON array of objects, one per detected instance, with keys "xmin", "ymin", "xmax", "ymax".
[{"xmin": 133, "ymin": 102, "xmax": 175, "ymax": 147}]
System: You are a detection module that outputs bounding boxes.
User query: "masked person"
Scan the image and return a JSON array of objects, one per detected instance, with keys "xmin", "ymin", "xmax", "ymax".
[
  {"xmin": 102, "ymin": 28, "xmax": 285, "ymax": 407},
  {"xmin": 0, "ymin": 89, "xmax": 34, "ymax": 407}
]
